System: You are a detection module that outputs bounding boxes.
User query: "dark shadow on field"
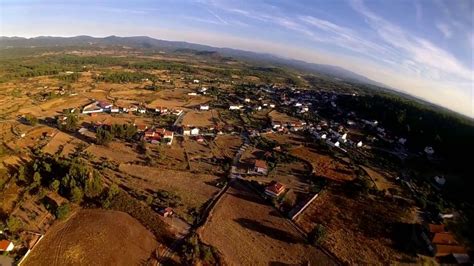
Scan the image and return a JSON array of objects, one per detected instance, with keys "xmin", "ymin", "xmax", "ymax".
[{"xmin": 234, "ymin": 218, "xmax": 301, "ymax": 244}]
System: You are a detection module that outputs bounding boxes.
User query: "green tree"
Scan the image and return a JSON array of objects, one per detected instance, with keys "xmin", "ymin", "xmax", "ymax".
[
  {"xmin": 96, "ymin": 127, "xmax": 113, "ymax": 145},
  {"xmin": 24, "ymin": 114, "xmax": 38, "ymax": 126},
  {"xmin": 56, "ymin": 203, "xmax": 71, "ymax": 219},
  {"xmin": 33, "ymin": 171, "xmax": 42, "ymax": 184},
  {"xmin": 71, "ymin": 186, "xmax": 84, "ymax": 203},
  {"xmin": 84, "ymin": 171, "xmax": 103, "ymax": 198},
  {"xmin": 309, "ymin": 224, "xmax": 326, "ymax": 245},
  {"xmin": 50, "ymin": 179, "xmax": 60, "ymax": 192},
  {"xmin": 6, "ymin": 216, "xmax": 23, "ymax": 232}
]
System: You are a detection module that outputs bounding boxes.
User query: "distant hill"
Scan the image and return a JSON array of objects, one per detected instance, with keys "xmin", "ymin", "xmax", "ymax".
[{"xmin": 0, "ymin": 35, "xmax": 388, "ymax": 87}]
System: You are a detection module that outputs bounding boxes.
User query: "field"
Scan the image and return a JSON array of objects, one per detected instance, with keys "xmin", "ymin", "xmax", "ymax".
[
  {"xmin": 42, "ymin": 131, "xmax": 86, "ymax": 156},
  {"xmin": 263, "ymin": 132, "xmax": 306, "ymax": 147},
  {"xmin": 198, "ymin": 180, "xmax": 335, "ymax": 265},
  {"xmin": 22, "ymin": 209, "xmax": 160, "ymax": 266},
  {"xmin": 360, "ymin": 165, "xmax": 398, "ymax": 192},
  {"xmin": 118, "ymin": 164, "xmax": 220, "ymax": 220},
  {"xmin": 181, "ymin": 110, "xmax": 219, "ymax": 128},
  {"xmin": 211, "ymin": 135, "xmax": 242, "ymax": 159},
  {"xmin": 291, "ymin": 146, "xmax": 356, "ymax": 182},
  {"xmin": 295, "ymin": 183, "xmax": 418, "ymax": 264},
  {"xmin": 85, "ymin": 141, "xmax": 140, "ymax": 164},
  {"xmin": 268, "ymin": 110, "xmax": 298, "ymax": 123}
]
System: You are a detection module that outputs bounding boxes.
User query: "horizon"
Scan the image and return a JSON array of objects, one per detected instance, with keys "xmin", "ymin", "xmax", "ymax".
[{"xmin": 1, "ymin": 0, "xmax": 473, "ymax": 117}]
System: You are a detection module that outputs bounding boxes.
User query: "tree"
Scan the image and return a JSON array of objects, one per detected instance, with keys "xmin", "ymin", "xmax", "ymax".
[
  {"xmin": 6, "ymin": 216, "xmax": 23, "ymax": 233},
  {"xmin": 56, "ymin": 203, "xmax": 71, "ymax": 219},
  {"xmin": 17, "ymin": 165, "xmax": 28, "ymax": 184},
  {"xmin": 96, "ymin": 127, "xmax": 113, "ymax": 145},
  {"xmin": 84, "ymin": 171, "xmax": 103, "ymax": 198},
  {"xmin": 309, "ymin": 224, "xmax": 326, "ymax": 245},
  {"xmin": 71, "ymin": 186, "xmax": 84, "ymax": 203},
  {"xmin": 33, "ymin": 171, "xmax": 42, "ymax": 184},
  {"xmin": 24, "ymin": 114, "xmax": 38, "ymax": 126},
  {"xmin": 50, "ymin": 180, "xmax": 60, "ymax": 192}
]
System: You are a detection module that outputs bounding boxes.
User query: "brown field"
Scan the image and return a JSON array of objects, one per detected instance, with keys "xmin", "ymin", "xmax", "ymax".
[
  {"xmin": 211, "ymin": 135, "xmax": 242, "ymax": 159},
  {"xmin": 360, "ymin": 165, "xmax": 398, "ymax": 191},
  {"xmin": 22, "ymin": 209, "xmax": 159, "ymax": 266},
  {"xmin": 295, "ymin": 183, "xmax": 418, "ymax": 264},
  {"xmin": 181, "ymin": 110, "xmax": 218, "ymax": 127},
  {"xmin": 42, "ymin": 132, "xmax": 86, "ymax": 156},
  {"xmin": 199, "ymin": 180, "xmax": 335, "ymax": 265},
  {"xmin": 263, "ymin": 132, "xmax": 306, "ymax": 147},
  {"xmin": 10, "ymin": 193, "xmax": 55, "ymax": 232},
  {"xmin": 85, "ymin": 142, "xmax": 140, "ymax": 164},
  {"xmin": 268, "ymin": 110, "xmax": 298, "ymax": 123},
  {"xmin": 156, "ymin": 140, "xmax": 188, "ymax": 170},
  {"xmin": 118, "ymin": 164, "xmax": 219, "ymax": 218},
  {"xmin": 291, "ymin": 146, "xmax": 356, "ymax": 182}
]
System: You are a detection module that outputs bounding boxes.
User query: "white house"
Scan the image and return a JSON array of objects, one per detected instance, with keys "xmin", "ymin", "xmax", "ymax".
[
  {"xmin": 193, "ymin": 79, "xmax": 200, "ymax": 84},
  {"xmin": 229, "ymin": 105, "xmax": 243, "ymax": 110},
  {"xmin": 424, "ymin": 146, "xmax": 435, "ymax": 155},
  {"xmin": 399, "ymin": 138, "xmax": 407, "ymax": 145},
  {"xmin": 356, "ymin": 141, "xmax": 363, "ymax": 148},
  {"xmin": 110, "ymin": 107, "xmax": 120, "ymax": 113},
  {"xmin": 190, "ymin": 127, "xmax": 200, "ymax": 136},
  {"xmin": 244, "ymin": 98, "xmax": 251, "ymax": 103},
  {"xmin": 434, "ymin": 176, "xmax": 446, "ymax": 186},
  {"xmin": 269, "ymin": 103, "xmax": 275, "ymax": 108},
  {"xmin": 137, "ymin": 107, "xmax": 146, "ymax": 114},
  {"xmin": 82, "ymin": 101, "xmax": 104, "ymax": 114},
  {"xmin": 200, "ymin": 105, "xmax": 209, "ymax": 111},
  {"xmin": 187, "ymin": 92, "xmax": 198, "ymax": 96}
]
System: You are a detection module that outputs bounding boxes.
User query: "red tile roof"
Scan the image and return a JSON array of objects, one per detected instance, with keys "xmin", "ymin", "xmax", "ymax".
[
  {"xmin": 265, "ymin": 181, "xmax": 285, "ymax": 195},
  {"xmin": 432, "ymin": 233, "xmax": 458, "ymax": 245},
  {"xmin": 429, "ymin": 224, "xmax": 445, "ymax": 233},
  {"xmin": 0, "ymin": 240, "xmax": 12, "ymax": 251},
  {"xmin": 435, "ymin": 244, "xmax": 467, "ymax": 257},
  {"xmin": 254, "ymin": 159, "xmax": 268, "ymax": 169}
]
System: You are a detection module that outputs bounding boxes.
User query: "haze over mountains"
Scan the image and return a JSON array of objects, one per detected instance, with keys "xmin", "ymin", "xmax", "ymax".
[{"xmin": 0, "ymin": 35, "xmax": 387, "ymax": 88}]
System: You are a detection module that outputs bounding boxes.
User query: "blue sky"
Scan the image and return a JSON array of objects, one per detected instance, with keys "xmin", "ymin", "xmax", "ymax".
[{"xmin": 1, "ymin": 0, "xmax": 473, "ymax": 116}]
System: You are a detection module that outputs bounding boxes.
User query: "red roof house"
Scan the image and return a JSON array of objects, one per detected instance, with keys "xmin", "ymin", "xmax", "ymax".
[{"xmin": 265, "ymin": 181, "xmax": 286, "ymax": 198}]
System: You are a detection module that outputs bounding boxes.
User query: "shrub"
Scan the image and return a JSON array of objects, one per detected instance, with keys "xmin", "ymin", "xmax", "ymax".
[
  {"xmin": 309, "ymin": 224, "xmax": 327, "ymax": 245},
  {"xmin": 56, "ymin": 203, "xmax": 71, "ymax": 219}
]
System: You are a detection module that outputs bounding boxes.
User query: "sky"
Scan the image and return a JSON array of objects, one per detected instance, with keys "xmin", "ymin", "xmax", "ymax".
[{"xmin": 1, "ymin": 0, "xmax": 473, "ymax": 117}]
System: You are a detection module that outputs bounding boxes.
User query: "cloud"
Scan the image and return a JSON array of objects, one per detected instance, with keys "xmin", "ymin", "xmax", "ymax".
[
  {"xmin": 435, "ymin": 22, "xmax": 452, "ymax": 38},
  {"xmin": 205, "ymin": 7, "xmax": 228, "ymax": 25}
]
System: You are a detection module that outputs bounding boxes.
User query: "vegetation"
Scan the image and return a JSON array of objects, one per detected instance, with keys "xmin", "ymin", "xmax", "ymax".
[
  {"xmin": 93, "ymin": 71, "xmax": 156, "ymax": 83},
  {"xmin": 308, "ymin": 224, "xmax": 326, "ymax": 245},
  {"xmin": 56, "ymin": 203, "xmax": 71, "ymax": 219}
]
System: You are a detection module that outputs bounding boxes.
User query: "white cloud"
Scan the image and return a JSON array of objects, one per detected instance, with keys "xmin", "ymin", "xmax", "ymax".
[{"xmin": 435, "ymin": 22, "xmax": 452, "ymax": 38}]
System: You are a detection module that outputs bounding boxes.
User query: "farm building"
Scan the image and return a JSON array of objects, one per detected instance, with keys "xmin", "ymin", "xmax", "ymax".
[
  {"xmin": 200, "ymin": 105, "xmax": 210, "ymax": 111},
  {"xmin": 252, "ymin": 160, "xmax": 268, "ymax": 175},
  {"xmin": 264, "ymin": 181, "xmax": 286, "ymax": 198},
  {"xmin": 183, "ymin": 127, "xmax": 200, "ymax": 136},
  {"xmin": 159, "ymin": 207, "xmax": 174, "ymax": 217},
  {"xmin": 0, "ymin": 240, "xmax": 14, "ymax": 252}
]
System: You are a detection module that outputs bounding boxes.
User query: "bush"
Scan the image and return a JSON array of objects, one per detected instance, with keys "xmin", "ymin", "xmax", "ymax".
[
  {"xmin": 56, "ymin": 203, "xmax": 71, "ymax": 219},
  {"xmin": 6, "ymin": 216, "xmax": 23, "ymax": 232},
  {"xmin": 309, "ymin": 224, "xmax": 326, "ymax": 245},
  {"xmin": 24, "ymin": 114, "xmax": 38, "ymax": 126}
]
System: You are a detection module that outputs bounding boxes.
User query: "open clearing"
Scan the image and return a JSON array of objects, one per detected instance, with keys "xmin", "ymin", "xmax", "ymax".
[
  {"xmin": 360, "ymin": 165, "xmax": 397, "ymax": 191},
  {"xmin": 86, "ymin": 141, "xmax": 139, "ymax": 164},
  {"xmin": 181, "ymin": 110, "xmax": 218, "ymax": 127},
  {"xmin": 291, "ymin": 146, "xmax": 356, "ymax": 182},
  {"xmin": 118, "ymin": 164, "xmax": 219, "ymax": 218},
  {"xmin": 295, "ymin": 183, "xmax": 417, "ymax": 264},
  {"xmin": 198, "ymin": 180, "xmax": 335, "ymax": 265},
  {"xmin": 22, "ymin": 209, "xmax": 159, "ymax": 266}
]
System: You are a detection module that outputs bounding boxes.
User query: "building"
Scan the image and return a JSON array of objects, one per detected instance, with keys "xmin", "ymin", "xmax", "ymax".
[
  {"xmin": 253, "ymin": 159, "xmax": 268, "ymax": 175},
  {"xmin": 82, "ymin": 101, "xmax": 104, "ymax": 114},
  {"xmin": 0, "ymin": 240, "xmax": 14, "ymax": 252},
  {"xmin": 200, "ymin": 105, "xmax": 209, "ymax": 111},
  {"xmin": 264, "ymin": 181, "xmax": 286, "ymax": 198},
  {"xmin": 229, "ymin": 105, "xmax": 243, "ymax": 110},
  {"xmin": 424, "ymin": 146, "xmax": 435, "ymax": 155},
  {"xmin": 159, "ymin": 207, "xmax": 174, "ymax": 217},
  {"xmin": 183, "ymin": 127, "xmax": 200, "ymax": 136}
]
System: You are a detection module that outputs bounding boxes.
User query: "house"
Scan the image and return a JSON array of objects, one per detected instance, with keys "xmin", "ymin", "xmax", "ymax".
[
  {"xmin": 200, "ymin": 105, "xmax": 209, "ymax": 111},
  {"xmin": 399, "ymin": 138, "xmax": 407, "ymax": 145},
  {"xmin": 163, "ymin": 130, "xmax": 174, "ymax": 145},
  {"xmin": 229, "ymin": 105, "xmax": 243, "ymax": 110},
  {"xmin": 129, "ymin": 105, "xmax": 138, "ymax": 112},
  {"xmin": 193, "ymin": 79, "xmax": 200, "ymax": 84},
  {"xmin": 434, "ymin": 176, "xmax": 446, "ymax": 187},
  {"xmin": 424, "ymin": 146, "xmax": 435, "ymax": 155},
  {"xmin": 196, "ymin": 135, "xmax": 205, "ymax": 143},
  {"xmin": 253, "ymin": 159, "xmax": 268, "ymax": 175},
  {"xmin": 244, "ymin": 98, "xmax": 251, "ymax": 103},
  {"xmin": 110, "ymin": 106, "xmax": 120, "ymax": 113},
  {"xmin": 82, "ymin": 101, "xmax": 104, "ymax": 114},
  {"xmin": 432, "ymin": 232, "xmax": 458, "ymax": 245},
  {"xmin": 136, "ymin": 124, "xmax": 148, "ymax": 132},
  {"xmin": 183, "ymin": 127, "xmax": 199, "ymax": 136},
  {"xmin": 137, "ymin": 107, "xmax": 147, "ymax": 114},
  {"xmin": 159, "ymin": 207, "xmax": 174, "ymax": 217},
  {"xmin": 264, "ymin": 181, "xmax": 286, "ymax": 198},
  {"xmin": 356, "ymin": 141, "xmax": 363, "ymax": 148},
  {"xmin": 98, "ymin": 101, "xmax": 112, "ymax": 109},
  {"xmin": 428, "ymin": 224, "xmax": 446, "ymax": 234},
  {"xmin": 187, "ymin": 92, "xmax": 198, "ymax": 96},
  {"xmin": 0, "ymin": 240, "xmax": 14, "ymax": 252},
  {"xmin": 271, "ymin": 121, "xmax": 282, "ymax": 129}
]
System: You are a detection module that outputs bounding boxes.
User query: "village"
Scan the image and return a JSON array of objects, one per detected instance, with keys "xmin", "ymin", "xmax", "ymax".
[{"xmin": 0, "ymin": 48, "xmax": 471, "ymax": 265}]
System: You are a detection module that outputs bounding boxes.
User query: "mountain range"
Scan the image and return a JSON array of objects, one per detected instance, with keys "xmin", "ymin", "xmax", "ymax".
[{"xmin": 0, "ymin": 35, "xmax": 388, "ymax": 88}]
